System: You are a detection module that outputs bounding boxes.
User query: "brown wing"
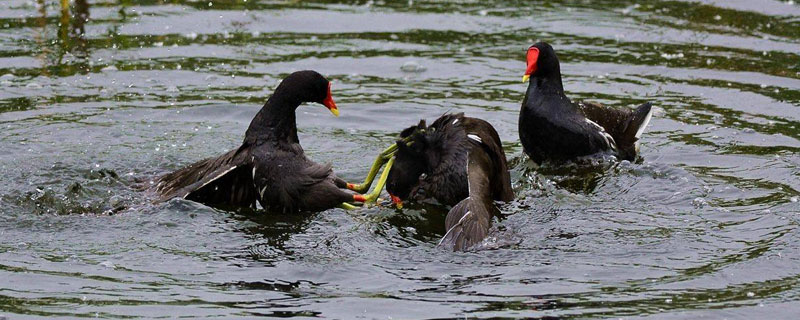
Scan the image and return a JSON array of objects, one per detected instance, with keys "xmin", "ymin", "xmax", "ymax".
[
  {"xmin": 438, "ymin": 148, "xmax": 499, "ymax": 251},
  {"xmin": 155, "ymin": 145, "xmax": 258, "ymax": 208},
  {"xmin": 461, "ymin": 117, "xmax": 514, "ymax": 202}
]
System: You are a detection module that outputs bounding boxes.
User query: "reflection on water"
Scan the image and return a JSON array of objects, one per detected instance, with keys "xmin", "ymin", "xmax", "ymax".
[{"xmin": 1, "ymin": 0, "xmax": 799, "ymax": 318}]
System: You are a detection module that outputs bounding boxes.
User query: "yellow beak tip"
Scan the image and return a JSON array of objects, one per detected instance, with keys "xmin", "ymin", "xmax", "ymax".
[
  {"xmin": 522, "ymin": 75, "xmax": 530, "ymax": 83},
  {"xmin": 330, "ymin": 108, "xmax": 340, "ymax": 117}
]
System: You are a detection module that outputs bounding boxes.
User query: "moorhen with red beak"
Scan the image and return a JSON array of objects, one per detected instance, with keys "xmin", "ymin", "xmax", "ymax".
[
  {"xmin": 155, "ymin": 70, "xmax": 371, "ymax": 212},
  {"xmin": 520, "ymin": 42, "xmax": 653, "ymax": 164},
  {"xmin": 385, "ymin": 113, "xmax": 514, "ymax": 250}
]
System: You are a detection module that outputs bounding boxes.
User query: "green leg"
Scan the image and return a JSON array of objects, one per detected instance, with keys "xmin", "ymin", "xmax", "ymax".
[
  {"xmin": 346, "ymin": 130, "xmax": 422, "ymax": 193},
  {"xmin": 346, "ymin": 143, "xmax": 399, "ymax": 193},
  {"xmin": 359, "ymin": 157, "xmax": 395, "ymax": 203},
  {"xmin": 339, "ymin": 202, "xmax": 359, "ymax": 210}
]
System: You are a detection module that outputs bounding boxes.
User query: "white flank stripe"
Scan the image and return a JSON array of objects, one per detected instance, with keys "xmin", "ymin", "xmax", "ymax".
[
  {"xmin": 585, "ymin": 119, "xmax": 617, "ymax": 151},
  {"xmin": 184, "ymin": 166, "xmax": 238, "ymax": 198},
  {"xmin": 467, "ymin": 134, "xmax": 482, "ymax": 143}
]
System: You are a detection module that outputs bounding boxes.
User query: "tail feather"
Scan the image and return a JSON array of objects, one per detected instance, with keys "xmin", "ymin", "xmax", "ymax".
[{"xmin": 632, "ymin": 102, "xmax": 653, "ymax": 139}]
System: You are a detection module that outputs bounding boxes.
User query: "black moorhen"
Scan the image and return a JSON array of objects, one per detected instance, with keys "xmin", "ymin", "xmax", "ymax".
[
  {"xmin": 520, "ymin": 42, "xmax": 653, "ymax": 164},
  {"xmin": 155, "ymin": 70, "xmax": 364, "ymax": 212},
  {"xmin": 385, "ymin": 113, "xmax": 514, "ymax": 250}
]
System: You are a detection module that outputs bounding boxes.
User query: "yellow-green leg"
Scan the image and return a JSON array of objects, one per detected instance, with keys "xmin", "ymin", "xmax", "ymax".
[
  {"xmin": 338, "ymin": 202, "xmax": 359, "ymax": 210},
  {"xmin": 346, "ymin": 130, "xmax": 422, "ymax": 198},
  {"xmin": 353, "ymin": 157, "xmax": 395, "ymax": 204},
  {"xmin": 346, "ymin": 142, "xmax": 399, "ymax": 193}
]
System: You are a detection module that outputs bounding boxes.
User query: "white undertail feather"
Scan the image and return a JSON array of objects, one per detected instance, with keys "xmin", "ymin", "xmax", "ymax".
[
  {"xmin": 634, "ymin": 107, "xmax": 653, "ymax": 139},
  {"xmin": 183, "ymin": 166, "xmax": 238, "ymax": 198},
  {"xmin": 467, "ymin": 134, "xmax": 482, "ymax": 143}
]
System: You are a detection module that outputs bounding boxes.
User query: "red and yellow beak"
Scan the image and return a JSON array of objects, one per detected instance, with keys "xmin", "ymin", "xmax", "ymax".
[
  {"xmin": 389, "ymin": 194, "xmax": 403, "ymax": 209},
  {"xmin": 522, "ymin": 46, "xmax": 540, "ymax": 83},
  {"xmin": 322, "ymin": 82, "xmax": 339, "ymax": 117}
]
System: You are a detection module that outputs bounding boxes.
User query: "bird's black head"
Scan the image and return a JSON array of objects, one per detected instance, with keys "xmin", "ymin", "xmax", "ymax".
[
  {"xmin": 387, "ymin": 120, "xmax": 428, "ymax": 204},
  {"xmin": 522, "ymin": 41, "xmax": 561, "ymax": 82},
  {"xmin": 274, "ymin": 70, "xmax": 338, "ymax": 116}
]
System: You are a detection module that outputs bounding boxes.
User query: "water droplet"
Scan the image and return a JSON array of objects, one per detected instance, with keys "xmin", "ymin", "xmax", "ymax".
[
  {"xmin": 400, "ymin": 61, "xmax": 427, "ymax": 73},
  {"xmin": 692, "ymin": 197, "xmax": 707, "ymax": 208}
]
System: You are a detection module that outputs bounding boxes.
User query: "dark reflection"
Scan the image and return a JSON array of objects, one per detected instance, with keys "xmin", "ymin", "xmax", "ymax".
[
  {"xmin": 513, "ymin": 155, "xmax": 618, "ymax": 195},
  {"xmin": 384, "ymin": 203, "xmax": 450, "ymax": 242},
  {"xmin": 34, "ymin": 0, "xmax": 91, "ymax": 75},
  {"xmin": 225, "ymin": 207, "xmax": 319, "ymax": 258}
]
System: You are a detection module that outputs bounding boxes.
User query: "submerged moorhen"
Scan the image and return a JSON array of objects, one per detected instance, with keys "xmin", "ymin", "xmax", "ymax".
[
  {"xmin": 520, "ymin": 42, "xmax": 653, "ymax": 164},
  {"xmin": 386, "ymin": 113, "xmax": 514, "ymax": 250},
  {"xmin": 155, "ymin": 70, "xmax": 361, "ymax": 212}
]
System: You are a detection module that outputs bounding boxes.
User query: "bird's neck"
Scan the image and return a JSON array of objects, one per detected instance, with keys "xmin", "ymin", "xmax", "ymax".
[
  {"xmin": 527, "ymin": 72, "xmax": 564, "ymax": 97},
  {"xmin": 244, "ymin": 93, "xmax": 301, "ymax": 144}
]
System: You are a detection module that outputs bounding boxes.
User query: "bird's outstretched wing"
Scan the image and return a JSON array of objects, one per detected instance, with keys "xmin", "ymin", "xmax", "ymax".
[
  {"xmin": 438, "ymin": 143, "xmax": 499, "ymax": 251},
  {"xmin": 155, "ymin": 146, "xmax": 258, "ymax": 208},
  {"xmin": 461, "ymin": 117, "xmax": 514, "ymax": 202}
]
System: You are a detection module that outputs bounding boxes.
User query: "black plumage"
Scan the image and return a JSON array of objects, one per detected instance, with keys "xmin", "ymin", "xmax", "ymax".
[
  {"xmin": 386, "ymin": 113, "xmax": 514, "ymax": 251},
  {"xmin": 520, "ymin": 42, "xmax": 653, "ymax": 164},
  {"xmin": 155, "ymin": 70, "xmax": 353, "ymax": 212}
]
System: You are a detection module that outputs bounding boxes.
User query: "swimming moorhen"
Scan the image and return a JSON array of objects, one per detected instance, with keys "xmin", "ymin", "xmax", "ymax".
[
  {"xmin": 155, "ymin": 70, "xmax": 365, "ymax": 212},
  {"xmin": 520, "ymin": 42, "xmax": 653, "ymax": 164},
  {"xmin": 385, "ymin": 113, "xmax": 514, "ymax": 250}
]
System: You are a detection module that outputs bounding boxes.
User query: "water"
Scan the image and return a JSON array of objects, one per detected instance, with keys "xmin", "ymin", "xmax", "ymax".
[{"xmin": 1, "ymin": 0, "xmax": 799, "ymax": 318}]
